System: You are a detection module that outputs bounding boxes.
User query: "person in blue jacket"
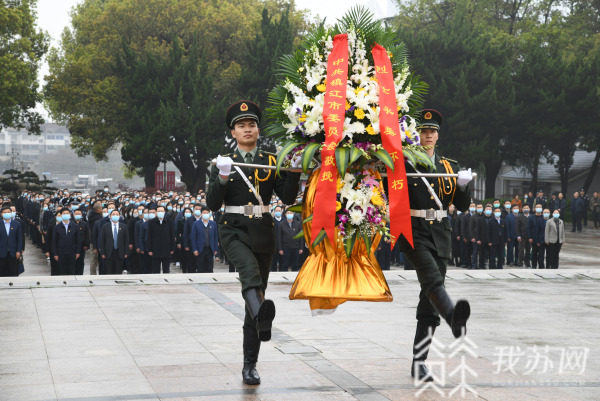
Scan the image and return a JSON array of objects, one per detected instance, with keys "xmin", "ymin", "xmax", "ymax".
[{"xmin": 191, "ymin": 206, "xmax": 219, "ymax": 273}]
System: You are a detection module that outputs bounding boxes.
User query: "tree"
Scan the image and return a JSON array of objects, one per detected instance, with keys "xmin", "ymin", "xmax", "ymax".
[
  {"xmin": 44, "ymin": 0, "xmax": 308, "ymax": 188},
  {"xmin": 0, "ymin": 0, "xmax": 49, "ymax": 134}
]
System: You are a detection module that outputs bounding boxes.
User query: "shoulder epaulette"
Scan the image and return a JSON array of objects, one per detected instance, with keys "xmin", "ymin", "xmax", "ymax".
[{"xmin": 441, "ymin": 156, "xmax": 458, "ymax": 164}]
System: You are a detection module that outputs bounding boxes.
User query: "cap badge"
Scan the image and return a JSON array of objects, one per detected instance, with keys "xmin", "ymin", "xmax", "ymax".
[
  {"xmin": 424, "ymin": 111, "xmax": 432, "ymax": 120},
  {"xmin": 240, "ymin": 103, "xmax": 248, "ymax": 111}
]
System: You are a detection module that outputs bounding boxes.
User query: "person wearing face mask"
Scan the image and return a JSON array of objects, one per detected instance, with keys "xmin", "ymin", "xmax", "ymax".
[
  {"xmin": 487, "ymin": 208, "xmax": 507, "ymax": 269},
  {"xmin": 9, "ymin": 206, "xmax": 26, "ymax": 266},
  {"xmin": 87, "ymin": 202, "xmax": 104, "ymax": 275},
  {"xmin": 556, "ymin": 192, "xmax": 566, "ymax": 220},
  {"xmin": 147, "ymin": 206, "xmax": 176, "ymax": 273},
  {"xmin": 45, "ymin": 211, "xmax": 61, "ymax": 275},
  {"xmin": 51, "ymin": 208, "xmax": 81, "ymax": 275},
  {"xmin": 0, "ymin": 205, "xmax": 23, "ymax": 277},
  {"xmin": 277, "ymin": 208, "xmax": 303, "ymax": 272},
  {"xmin": 511, "ymin": 194, "xmax": 522, "ymax": 211},
  {"xmin": 545, "ymin": 209, "xmax": 565, "ymax": 269},
  {"xmin": 191, "ymin": 207, "xmax": 219, "ymax": 273},
  {"xmin": 460, "ymin": 202, "xmax": 476, "ymax": 269},
  {"xmin": 183, "ymin": 204, "xmax": 203, "ymax": 273},
  {"xmin": 270, "ymin": 206, "xmax": 284, "ymax": 272},
  {"xmin": 126, "ymin": 206, "xmax": 144, "ymax": 274},
  {"xmin": 470, "ymin": 203, "xmax": 487, "ymax": 269},
  {"xmin": 516, "ymin": 205, "xmax": 531, "ymax": 267},
  {"xmin": 136, "ymin": 208, "xmax": 153, "ymax": 274},
  {"xmin": 528, "ymin": 204, "xmax": 547, "ymax": 269},
  {"xmin": 99, "ymin": 210, "xmax": 129, "ymax": 274},
  {"xmin": 92, "ymin": 206, "xmax": 111, "ymax": 275},
  {"xmin": 571, "ymin": 191, "xmax": 584, "ymax": 233},
  {"xmin": 505, "ymin": 204, "xmax": 519, "ymax": 266},
  {"xmin": 73, "ymin": 208, "xmax": 90, "ymax": 275},
  {"xmin": 448, "ymin": 205, "xmax": 460, "ymax": 267},
  {"xmin": 176, "ymin": 207, "xmax": 192, "ymax": 272}
]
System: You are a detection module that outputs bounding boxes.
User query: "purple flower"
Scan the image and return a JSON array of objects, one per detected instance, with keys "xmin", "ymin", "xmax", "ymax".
[{"xmin": 339, "ymin": 214, "xmax": 349, "ymax": 223}]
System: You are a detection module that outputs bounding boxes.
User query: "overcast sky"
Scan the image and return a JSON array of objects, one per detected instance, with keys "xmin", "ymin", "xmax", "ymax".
[{"xmin": 35, "ymin": 0, "xmax": 398, "ymax": 119}]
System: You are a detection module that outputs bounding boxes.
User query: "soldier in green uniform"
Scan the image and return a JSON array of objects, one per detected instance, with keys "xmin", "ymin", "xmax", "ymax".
[
  {"xmin": 206, "ymin": 100, "xmax": 301, "ymax": 385},
  {"xmin": 397, "ymin": 109, "xmax": 473, "ymax": 382}
]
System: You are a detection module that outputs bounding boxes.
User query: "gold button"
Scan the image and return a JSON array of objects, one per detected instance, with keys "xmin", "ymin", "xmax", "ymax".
[
  {"xmin": 430, "ymin": 221, "xmax": 433, "ymax": 224},
  {"xmin": 430, "ymin": 196, "xmax": 434, "ymax": 199},
  {"xmin": 430, "ymin": 183, "xmax": 434, "ymax": 187},
  {"xmin": 249, "ymin": 189, "xmax": 252, "ymax": 192},
  {"xmin": 230, "ymin": 179, "xmax": 233, "ymax": 181},
  {"xmin": 224, "ymin": 221, "xmax": 228, "ymax": 224},
  {"xmin": 233, "ymin": 154, "xmax": 237, "ymax": 158},
  {"xmin": 414, "ymin": 183, "xmax": 417, "ymax": 186}
]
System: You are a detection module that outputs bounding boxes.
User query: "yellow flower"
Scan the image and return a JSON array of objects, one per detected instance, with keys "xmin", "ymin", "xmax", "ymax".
[
  {"xmin": 299, "ymin": 114, "xmax": 307, "ymax": 122},
  {"xmin": 335, "ymin": 201, "xmax": 342, "ymax": 211},
  {"xmin": 345, "ymin": 101, "xmax": 351, "ymax": 110},
  {"xmin": 371, "ymin": 187, "xmax": 384, "ymax": 206},
  {"xmin": 353, "ymin": 87, "xmax": 364, "ymax": 95},
  {"xmin": 336, "ymin": 178, "xmax": 345, "ymax": 191},
  {"xmin": 316, "ymin": 84, "xmax": 326, "ymax": 92},
  {"xmin": 366, "ymin": 124, "xmax": 375, "ymax": 135},
  {"xmin": 405, "ymin": 130, "xmax": 412, "ymax": 138},
  {"xmin": 354, "ymin": 108, "xmax": 366, "ymax": 120}
]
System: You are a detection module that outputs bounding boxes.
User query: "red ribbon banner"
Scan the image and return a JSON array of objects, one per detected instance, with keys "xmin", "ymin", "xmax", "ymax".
[
  {"xmin": 371, "ymin": 44, "xmax": 414, "ymax": 248},
  {"xmin": 310, "ymin": 34, "xmax": 349, "ymax": 245}
]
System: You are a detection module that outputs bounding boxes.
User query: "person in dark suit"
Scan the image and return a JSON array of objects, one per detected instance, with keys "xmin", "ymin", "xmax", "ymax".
[
  {"xmin": 270, "ymin": 206, "xmax": 283, "ymax": 271},
  {"xmin": 52, "ymin": 208, "xmax": 81, "ymax": 275},
  {"xmin": 99, "ymin": 210, "xmax": 129, "ymax": 274},
  {"xmin": 127, "ymin": 205, "xmax": 143, "ymax": 274},
  {"xmin": 45, "ymin": 212, "xmax": 59, "ymax": 275},
  {"xmin": 528, "ymin": 204, "xmax": 546, "ymax": 268},
  {"xmin": 73, "ymin": 208, "xmax": 90, "ymax": 275},
  {"xmin": 487, "ymin": 207, "xmax": 507, "ymax": 269},
  {"xmin": 135, "ymin": 208, "xmax": 152, "ymax": 274},
  {"xmin": 277, "ymin": 208, "xmax": 303, "ymax": 272},
  {"xmin": 460, "ymin": 203, "xmax": 475, "ymax": 269},
  {"xmin": 516, "ymin": 205, "xmax": 531, "ymax": 267},
  {"xmin": 0, "ymin": 205, "xmax": 23, "ymax": 277},
  {"xmin": 470, "ymin": 204, "xmax": 486, "ymax": 269},
  {"xmin": 183, "ymin": 204, "xmax": 203, "ymax": 273},
  {"xmin": 191, "ymin": 207, "xmax": 219, "ymax": 273},
  {"xmin": 147, "ymin": 206, "xmax": 175, "ymax": 273},
  {"xmin": 505, "ymin": 204, "xmax": 519, "ymax": 266}
]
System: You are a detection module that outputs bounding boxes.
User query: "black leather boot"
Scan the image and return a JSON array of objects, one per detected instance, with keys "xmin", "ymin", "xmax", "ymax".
[
  {"xmin": 242, "ymin": 325, "xmax": 261, "ymax": 385},
  {"xmin": 242, "ymin": 287, "xmax": 276, "ymax": 341},
  {"xmin": 411, "ymin": 323, "xmax": 436, "ymax": 382},
  {"xmin": 428, "ymin": 286, "xmax": 470, "ymax": 338}
]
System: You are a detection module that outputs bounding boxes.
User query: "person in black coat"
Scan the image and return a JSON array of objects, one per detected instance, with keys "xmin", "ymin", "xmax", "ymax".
[
  {"xmin": 52, "ymin": 208, "xmax": 81, "ymax": 275},
  {"xmin": 571, "ymin": 192, "xmax": 584, "ymax": 232},
  {"xmin": 0, "ymin": 205, "xmax": 23, "ymax": 277},
  {"xmin": 183, "ymin": 204, "xmax": 203, "ymax": 273},
  {"xmin": 73, "ymin": 208, "xmax": 90, "ymax": 275},
  {"xmin": 460, "ymin": 203, "xmax": 475, "ymax": 269},
  {"xmin": 99, "ymin": 210, "xmax": 129, "ymax": 275},
  {"xmin": 277, "ymin": 208, "xmax": 303, "ymax": 271},
  {"xmin": 147, "ymin": 206, "xmax": 176, "ymax": 273},
  {"xmin": 127, "ymin": 206, "xmax": 143, "ymax": 274},
  {"xmin": 487, "ymin": 207, "xmax": 507, "ymax": 269},
  {"xmin": 45, "ymin": 212, "xmax": 59, "ymax": 275}
]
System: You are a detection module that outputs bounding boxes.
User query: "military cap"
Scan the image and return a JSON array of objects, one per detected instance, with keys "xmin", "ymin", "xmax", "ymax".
[
  {"xmin": 417, "ymin": 109, "xmax": 443, "ymax": 130},
  {"xmin": 226, "ymin": 100, "xmax": 261, "ymax": 128}
]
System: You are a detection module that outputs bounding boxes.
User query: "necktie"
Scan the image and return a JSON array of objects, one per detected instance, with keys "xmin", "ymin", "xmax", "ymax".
[
  {"xmin": 245, "ymin": 153, "xmax": 252, "ymax": 164},
  {"xmin": 113, "ymin": 224, "xmax": 118, "ymax": 249}
]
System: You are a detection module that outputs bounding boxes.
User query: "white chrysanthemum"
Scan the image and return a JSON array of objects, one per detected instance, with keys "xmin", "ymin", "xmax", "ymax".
[
  {"xmin": 407, "ymin": 117, "xmax": 417, "ymax": 133},
  {"xmin": 344, "ymin": 173, "xmax": 355, "ymax": 184},
  {"xmin": 303, "ymin": 107, "xmax": 323, "ymax": 136},
  {"xmin": 349, "ymin": 208, "xmax": 364, "ymax": 225}
]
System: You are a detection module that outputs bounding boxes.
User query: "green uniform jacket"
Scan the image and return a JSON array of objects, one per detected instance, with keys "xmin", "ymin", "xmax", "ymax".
[
  {"xmin": 397, "ymin": 155, "xmax": 471, "ymax": 259},
  {"xmin": 206, "ymin": 149, "xmax": 301, "ymax": 254}
]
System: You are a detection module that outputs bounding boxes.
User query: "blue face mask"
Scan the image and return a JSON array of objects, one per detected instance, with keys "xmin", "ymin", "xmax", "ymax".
[
  {"xmin": 11, "ymin": 212, "xmax": 16, "ymax": 218},
  {"xmin": 477, "ymin": 208, "xmax": 483, "ymax": 213},
  {"xmin": 286, "ymin": 214, "xmax": 294, "ymax": 220},
  {"xmin": 494, "ymin": 212, "xmax": 501, "ymax": 218},
  {"xmin": 201, "ymin": 213, "xmax": 210, "ymax": 221},
  {"xmin": 43, "ymin": 206, "xmax": 48, "ymax": 211},
  {"xmin": 469, "ymin": 207, "xmax": 475, "ymax": 212},
  {"xmin": 2, "ymin": 213, "xmax": 12, "ymax": 220},
  {"xmin": 148, "ymin": 213, "xmax": 156, "ymax": 219},
  {"xmin": 184, "ymin": 212, "xmax": 192, "ymax": 218},
  {"xmin": 194, "ymin": 209, "xmax": 201, "ymax": 216},
  {"xmin": 143, "ymin": 213, "xmax": 149, "ymax": 220},
  {"xmin": 56, "ymin": 216, "xmax": 63, "ymax": 222},
  {"xmin": 167, "ymin": 205, "xmax": 173, "ymax": 211},
  {"xmin": 543, "ymin": 213, "xmax": 550, "ymax": 219},
  {"xmin": 61, "ymin": 214, "xmax": 71, "ymax": 221},
  {"xmin": 102, "ymin": 212, "xmax": 109, "ymax": 218},
  {"xmin": 484, "ymin": 210, "xmax": 492, "ymax": 216},
  {"xmin": 156, "ymin": 212, "xmax": 165, "ymax": 219},
  {"xmin": 74, "ymin": 215, "xmax": 82, "ymax": 221},
  {"xmin": 274, "ymin": 211, "xmax": 282, "ymax": 218},
  {"xmin": 553, "ymin": 213, "xmax": 560, "ymax": 219},
  {"xmin": 111, "ymin": 215, "xmax": 120, "ymax": 222},
  {"xmin": 220, "ymin": 207, "xmax": 224, "ymax": 212},
  {"xmin": 513, "ymin": 208, "xmax": 519, "ymax": 214}
]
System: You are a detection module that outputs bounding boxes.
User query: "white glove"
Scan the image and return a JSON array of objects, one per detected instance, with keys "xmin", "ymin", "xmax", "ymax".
[
  {"xmin": 291, "ymin": 155, "xmax": 302, "ymax": 168},
  {"xmin": 457, "ymin": 168, "xmax": 472, "ymax": 187},
  {"xmin": 216, "ymin": 155, "xmax": 233, "ymax": 177}
]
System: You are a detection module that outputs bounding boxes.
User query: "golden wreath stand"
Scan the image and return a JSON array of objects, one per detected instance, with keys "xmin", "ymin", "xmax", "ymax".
[{"xmin": 288, "ymin": 168, "xmax": 393, "ymax": 314}]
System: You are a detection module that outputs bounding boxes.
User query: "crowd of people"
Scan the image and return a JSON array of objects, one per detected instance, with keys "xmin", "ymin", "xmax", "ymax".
[
  {"xmin": 1, "ymin": 186, "xmax": 307, "ymax": 277},
  {"xmin": 0, "ymin": 186, "xmax": 591, "ymax": 277}
]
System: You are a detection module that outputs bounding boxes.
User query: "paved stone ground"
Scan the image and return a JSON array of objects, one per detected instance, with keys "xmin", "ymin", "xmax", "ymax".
[{"xmin": 1, "ymin": 228, "xmax": 599, "ymax": 400}]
